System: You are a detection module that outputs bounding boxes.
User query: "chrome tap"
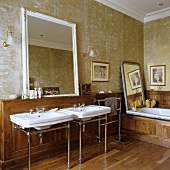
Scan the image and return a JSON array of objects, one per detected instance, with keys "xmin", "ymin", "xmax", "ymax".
[
  {"xmin": 29, "ymin": 109, "xmax": 34, "ymax": 114},
  {"xmin": 73, "ymin": 103, "xmax": 85, "ymax": 108},
  {"xmin": 80, "ymin": 103, "xmax": 85, "ymax": 108},
  {"xmin": 36, "ymin": 108, "xmax": 45, "ymax": 113}
]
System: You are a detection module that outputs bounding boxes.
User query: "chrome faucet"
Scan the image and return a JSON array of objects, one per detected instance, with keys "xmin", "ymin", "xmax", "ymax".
[
  {"xmin": 73, "ymin": 103, "xmax": 85, "ymax": 108},
  {"xmin": 80, "ymin": 103, "xmax": 85, "ymax": 108},
  {"xmin": 36, "ymin": 108, "xmax": 45, "ymax": 113},
  {"xmin": 29, "ymin": 109, "xmax": 34, "ymax": 114}
]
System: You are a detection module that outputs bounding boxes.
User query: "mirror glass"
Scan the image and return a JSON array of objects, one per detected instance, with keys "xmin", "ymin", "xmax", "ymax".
[
  {"xmin": 21, "ymin": 8, "xmax": 79, "ymax": 97},
  {"xmin": 121, "ymin": 61, "xmax": 145, "ymax": 111}
]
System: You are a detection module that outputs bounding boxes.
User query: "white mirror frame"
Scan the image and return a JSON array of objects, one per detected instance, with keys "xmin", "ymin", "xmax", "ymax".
[{"xmin": 21, "ymin": 8, "xmax": 79, "ymax": 97}]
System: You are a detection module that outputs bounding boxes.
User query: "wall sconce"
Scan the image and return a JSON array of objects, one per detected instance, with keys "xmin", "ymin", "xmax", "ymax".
[
  {"xmin": 83, "ymin": 46, "xmax": 95, "ymax": 57},
  {"xmin": 3, "ymin": 26, "xmax": 14, "ymax": 47}
]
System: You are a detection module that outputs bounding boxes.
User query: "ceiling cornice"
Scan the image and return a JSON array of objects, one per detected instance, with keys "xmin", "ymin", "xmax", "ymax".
[
  {"xmin": 95, "ymin": 0, "xmax": 170, "ymax": 23},
  {"xmin": 144, "ymin": 7, "xmax": 170, "ymax": 23},
  {"xmin": 95, "ymin": 0, "xmax": 144, "ymax": 22}
]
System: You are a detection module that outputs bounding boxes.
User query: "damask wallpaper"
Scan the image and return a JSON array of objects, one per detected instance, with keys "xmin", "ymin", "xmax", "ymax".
[{"xmin": 0, "ymin": 0, "xmax": 144, "ymax": 98}]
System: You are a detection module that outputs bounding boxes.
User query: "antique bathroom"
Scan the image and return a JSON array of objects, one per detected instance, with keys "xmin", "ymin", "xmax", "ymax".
[{"xmin": 0, "ymin": 0, "xmax": 170, "ymax": 169}]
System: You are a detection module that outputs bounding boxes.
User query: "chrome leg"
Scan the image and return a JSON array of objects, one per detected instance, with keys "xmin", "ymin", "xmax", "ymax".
[
  {"xmin": 118, "ymin": 110, "xmax": 121, "ymax": 140},
  {"xmin": 68, "ymin": 122, "xmax": 70, "ymax": 168},
  {"xmin": 79, "ymin": 120, "xmax": 82, "ymax": 164},
  {"xmin": 98, "ymin": 117, "xmax": 101, "ymax": 143},
  {"xmin": 27, "ymin": 130, "xmax": 31, "ymax": 170},
  {"xmin": 105, "ymin": 114, "xmax": 107, "ymax": 153}
]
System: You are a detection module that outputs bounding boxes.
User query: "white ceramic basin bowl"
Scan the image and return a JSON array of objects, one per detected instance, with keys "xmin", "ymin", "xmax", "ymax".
[
  {"xmin": 10, "ymin": 110, "xmax": 73, "ymax": 129},
  {"xmin": 62, "ymin": 105, "xmax": 111, "ymax": 119}
]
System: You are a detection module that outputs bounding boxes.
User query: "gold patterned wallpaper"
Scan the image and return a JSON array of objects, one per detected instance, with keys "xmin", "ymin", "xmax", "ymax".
[
  {"xmin": 144, "ymin": 16, "xmax": 170, "ymax": 91},
  {"xmin": 0, "ymin": 0, "xmax": 144, "ymax": 98}
]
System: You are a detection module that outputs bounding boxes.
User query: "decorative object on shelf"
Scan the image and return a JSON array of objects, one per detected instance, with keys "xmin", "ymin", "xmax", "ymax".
[
  {"xmin": 128, "ymin": 69, "xmax": 141, "ymax": 90},
  {"xmin": 29, "ymin": 90, "xmax": 34, "ymax": 99},
  {"xmin": 146, "ymin": 99, "xmax": 151, "ymax": 108},
  {"xmin": 38, "ymin": 88, "xmax": 42, "ymax": 98},
  {"xmin": 151, "ymin": 99, "xmax": 156, "ymax": 108},
  {"xmin": 43, "ymin": 87, "xmax": 59, "ymax": 95},
  {"xmin": 79, "ymin": 83, "xmax": 91, "ymax": 95},
  {"xmin": 145, "ymin": 99, "xmax": 156, "ymax": 108},
  {"xmin": 3, "ymin": 26, "xmax": 14, "ymax": 47},
  {"xmin": 99, "ymin": 91, "xmax": 104, "ymax": 94},
  {"xmin": 9, "ymin": 94, "xmax": 17, "ymax": 99},
  {"xmin": 131, "ymin": 99, "xmax": 142, "ymax": 108},
  {"xmin": 91, "ymin": 61, "xmax": 109, "ymax": 82},
  {"xmin": 83, "ymin": 46, "xmax": 94, "ymax": 57},
  {"xmin": 150, "ymin": 65, "xmax": 166, "ymax": 86}
]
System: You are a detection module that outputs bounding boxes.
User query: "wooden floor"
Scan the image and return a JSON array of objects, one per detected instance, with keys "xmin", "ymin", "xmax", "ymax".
[{"xmin": 20, "ymin": 136, "xmax": 170, "ymax": 170}]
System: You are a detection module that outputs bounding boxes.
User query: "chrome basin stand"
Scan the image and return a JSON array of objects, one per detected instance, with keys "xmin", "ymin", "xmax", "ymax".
[
  {"xmin": 14, "ymin": 122, "xmax": 70, "ymax": 170},
  {"xmin": 73, "ymin": 114, "xmax": 108, "ymax": 164}
]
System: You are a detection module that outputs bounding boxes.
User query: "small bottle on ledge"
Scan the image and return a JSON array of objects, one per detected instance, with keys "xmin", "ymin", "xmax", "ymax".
[
  {"xmin": 34, "ymin": 88, "xmax": 37, "ymax": 99},
  {"xmin": 38, "ymin": 88, "xmax": 42, "ymax": 98}
]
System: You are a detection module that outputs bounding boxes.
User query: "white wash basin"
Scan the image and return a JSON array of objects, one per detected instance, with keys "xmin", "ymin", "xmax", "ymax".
[
  {"xmin": 62, "ymin": 105, "xmax": 111, "ymax": 119},
  {"xmin": 10, "ymin": 110, "xmax": 73, "ymax": 129}
]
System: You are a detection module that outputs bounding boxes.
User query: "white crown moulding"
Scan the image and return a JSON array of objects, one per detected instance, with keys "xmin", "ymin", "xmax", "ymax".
[
  {"xmin": 95, "ymin": 0, "xmax": 170, "ymax": 23},
  {"xmin": 144, "ymin": 7, "xmax": 170, "ymax": 23}
]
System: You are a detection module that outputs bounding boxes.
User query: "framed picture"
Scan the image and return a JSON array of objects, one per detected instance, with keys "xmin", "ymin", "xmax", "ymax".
[
  {"xmin": 79, "ymin": 83, "xmax": 91, "ymax": 95},
  {"xmin": 43, "ymin": 87, "xmax": 60, "ymax": 95},
  {"xmin": 128, "ymin": 69, "xmax": 141, "ymax": 89},
  {"xmin": 91, "ymin": 61, "xmax": 109, "ymax": 82},
  {"xmin": 150, "ymin": 65, "xmax": 166, "ymax": 86}
]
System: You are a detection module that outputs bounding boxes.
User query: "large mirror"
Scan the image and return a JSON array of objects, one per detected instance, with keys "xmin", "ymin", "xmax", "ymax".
[
  {"xmin": 21, "ymin": 8, "xmax": 79, "ymax": 97},
  {"xmin": 121, "ymin": 61, "xmax": 145, "ymax": 111}
]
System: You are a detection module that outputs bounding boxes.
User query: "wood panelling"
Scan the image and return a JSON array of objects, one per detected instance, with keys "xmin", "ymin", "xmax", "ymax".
[
  {"xmin": 122, "ymin": 114, "xmax": 170, "ymax": 148},
  {"xmin": 0, "ymin": 92, "xmax": 123, "ymax": 169},
  {"xmin": 127, "ymin": 92, "xmax": 143, "ymax": 108},
  {"xmin": 146, "ymin": 91, "xmax": 170, "ymax": 108},
  {"xmin": 0, "ymin": 95, "xmax": 94, "ymax": 169}
]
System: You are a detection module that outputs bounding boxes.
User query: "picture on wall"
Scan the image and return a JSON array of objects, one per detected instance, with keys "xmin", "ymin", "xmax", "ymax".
[
  {"xmin": 91, "ymin": 61, "xmax": 109, "ymax": 82},
  {"xmin": 43, "ymin": 87, "xmax": 60, "ymax": 95},
  {"xmin": 128, "ymin": 69, "xmax": 141, "ymax": 89},
  {"xmin": 150, "ymin": 65, "xmax": 166, "ymax": 86}
]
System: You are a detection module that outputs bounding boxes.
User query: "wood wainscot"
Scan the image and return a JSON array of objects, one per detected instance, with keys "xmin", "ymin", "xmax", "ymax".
[
  {"xmin": 0, "ymin": 96, "xmax": 95, "ymax": 169},
  {"xmin": 0, "ymin": 92, "xmax": 123, "ymax": 170},
  {"xmin": 146, "ymin": 90, "xmax": 170, "ymax": 108},
  {"xmin": 122, "ymin": 114, "xmax": 170, "ymax": 148},
  {"xmin": 121, "ymin": 90, "xmax": 170, "ymax": 148}
]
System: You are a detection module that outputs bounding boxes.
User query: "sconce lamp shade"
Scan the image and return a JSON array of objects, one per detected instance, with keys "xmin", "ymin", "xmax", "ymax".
[
  {"xmin": 89, "ymin": 49, "xmax": 94, "ymax": 57},
  {"xmin": 83, "ymin": 47, "xmax": 95, "ymax": 57},
  {"xmin": 3, "ymin": 26, "xmax": 14, "ymax": 47},
  {"xmin": 6, "ymin": 32, "xmax": 14, "ymax": 45}
]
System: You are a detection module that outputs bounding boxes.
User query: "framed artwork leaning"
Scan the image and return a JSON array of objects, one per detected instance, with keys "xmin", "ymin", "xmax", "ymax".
[{"xmin": 128, "ymin": 69, "xmax": 141, "ymax": 89}]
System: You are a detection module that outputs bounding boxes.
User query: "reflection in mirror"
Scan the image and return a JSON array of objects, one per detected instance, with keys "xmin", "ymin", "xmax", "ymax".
[
  {"xmin": 121, "ymin": 61, "xmax": 145, "ymax": 111},
  {"xmin": 21, "ymin": 8, "xmax": 79, "ymax": 97}
]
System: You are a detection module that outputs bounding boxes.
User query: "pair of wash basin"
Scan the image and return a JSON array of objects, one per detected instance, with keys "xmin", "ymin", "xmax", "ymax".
[
  {"xmin": 10, "ymin": 105, "xmax": 111, "ymax": 130},
  {"xmin": 10, "ymin": 110, "xmax": 73, "ymax": 130},
  {"xmin": 61, "ymin": 105, "xmax": 111, "ymax": 119}
]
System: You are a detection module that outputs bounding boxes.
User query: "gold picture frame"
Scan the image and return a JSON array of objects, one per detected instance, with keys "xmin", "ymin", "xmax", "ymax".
[{"xmin": 91, "ymin": 61, "xmax": 109, "ymax": 82}]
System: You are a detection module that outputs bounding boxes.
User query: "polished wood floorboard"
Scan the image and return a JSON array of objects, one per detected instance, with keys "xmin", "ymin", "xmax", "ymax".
[{"xmin": 20, "ymin": 136, "xmax": 170, "ymax": 170}]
